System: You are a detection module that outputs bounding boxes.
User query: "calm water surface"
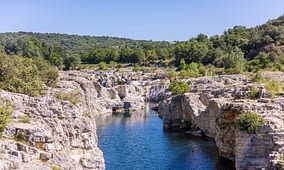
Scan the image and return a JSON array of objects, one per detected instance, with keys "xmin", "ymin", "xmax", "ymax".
[{"xmin": 95, "ymin": 105, "xmax": 235, "ymax": 170}]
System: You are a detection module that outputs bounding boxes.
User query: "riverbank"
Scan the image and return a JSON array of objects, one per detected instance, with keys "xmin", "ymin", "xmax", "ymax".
[
  {"xmin": 0, "ymin": 70, "xmax": 150, "ymax": 169},
  {"xmin": 0, "ymin": 70, "xmax": 283, "ymax": 169},
  {"xmin": 154, "ymin": 73, "xmax": 284, "ymax": 169}
]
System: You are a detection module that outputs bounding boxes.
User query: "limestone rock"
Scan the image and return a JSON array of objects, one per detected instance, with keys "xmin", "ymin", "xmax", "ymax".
[{"xmin": 157, "ymin": 74, "xmax": 284, "ymax": 169}]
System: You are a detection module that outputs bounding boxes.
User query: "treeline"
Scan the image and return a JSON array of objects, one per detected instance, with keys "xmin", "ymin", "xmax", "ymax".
[
  {"xmin": 0, "ymin": 15, "xmax": 283, "ymax": 73},
  {"xmin": 175, "ymin": 15, "xmax": 284, "ymax": 74},
  {"xmin": 0, "ymin": 32, "xmax": 174, "ymax": 69}
]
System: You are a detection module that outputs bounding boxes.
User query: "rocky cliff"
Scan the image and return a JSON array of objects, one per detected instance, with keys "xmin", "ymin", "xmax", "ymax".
[
  {"xmin": 0, "ymin": 70, "xmax": 147, "ymax": 170},
  {"xmin": 156, "ymin": 74, "xmax": 284, "ymax": 169}
]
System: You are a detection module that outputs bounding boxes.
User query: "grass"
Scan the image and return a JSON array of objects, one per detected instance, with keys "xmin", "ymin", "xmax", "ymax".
[{"xmin": 55, "ymin": 91, "xmax": 80, "ymax": 105}]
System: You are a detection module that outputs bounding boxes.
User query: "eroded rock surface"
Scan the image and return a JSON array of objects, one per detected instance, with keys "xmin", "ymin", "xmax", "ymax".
[
  {"xmin": 156, "ymin": 74, "xmax": 284, "ymax": 169},
  {"xmin": 0, "ymin": 70, "xmax": 148, "ymax": 170}
]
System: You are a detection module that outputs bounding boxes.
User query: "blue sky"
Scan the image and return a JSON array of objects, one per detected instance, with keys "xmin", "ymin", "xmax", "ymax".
[{"xmin": 0, "ymin": 0, "xmax": 283, "ymax": 41}]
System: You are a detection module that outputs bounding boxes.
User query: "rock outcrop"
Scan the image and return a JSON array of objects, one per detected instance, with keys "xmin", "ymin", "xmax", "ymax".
[
  {"xmin": 0, "ymin": 70, "xmax": 148, "ymax": 170},
  {"xmin": 157, "ymin": 74, "xmax": 284, "ymax": 169}
]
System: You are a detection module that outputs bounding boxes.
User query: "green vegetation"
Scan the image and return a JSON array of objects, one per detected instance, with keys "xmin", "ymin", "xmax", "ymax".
[
  {"xmin": 0, "ymin": 99, "xmax": 13, "ymax": 135},
  {"xmin": 237, "ymin": 111, "xmax": 264, "ymax": 134},
  {"xmin": 179, "ymin": 62, "xmax": 205, "ymax": 78},
  {"xmin": 251, "ymin": 71, "xmax": 265, "ymax": 83},
  {"xmin": 51, "ymin": 165, "xmax": 61, "ymax": 170},
  {"xmin": 169, "ymin": 68, "xmax": 176, "ymax": 81},
  {"xmin": 14, "ymin": 132, "xmax": 27, "ymax": 144},
  {"xmin": 83, "ymin": 111, "xmax": 92, "ymax": 118},
  {"xmin": 0, "ymin": 15, "xmax": 282, "ymax": 73},
  {"xmin": 265, "ymin": 81, "xmax": 283, "ymax": 97},
  {"xmin": 248, "ymin": 86, "xmax": 260, "ymax": 99},
  {"xmin": 280, "ymin": 154, "xmax": 284, "ymax": 169},
  {"xmin": 0, "ymin": 53, "xmax": 58, "ymax": 96},
  {"xmin": 98, "ymin": 61, "xmax": 107, "ymax": 70},
  {"xmin": 20, "ymin": 115, "xmax": 30, "ymax": 123},
  {"xmin": 55, "ymin": 91, "xmax": 80, "ymax": 105},
  {"xmin": 169, "ymin": 81, "xmax": 189, "ymax": 95}
]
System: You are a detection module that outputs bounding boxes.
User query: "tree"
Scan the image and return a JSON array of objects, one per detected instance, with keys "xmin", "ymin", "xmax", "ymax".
[
  {"xmin": 179, "ymin": 58, "xmax": 186, "ymax": 70},
  {"xmin": 130, "ymin": 48, "xmax": 145, "ymax": 64},
  {"xmin": 119, "ymin": 47, "xmax": 133, "ymax": 63},
  {"xmin": 64, "ymin": 54, "xmax": 81, "ymax": 70},
  {"xmin": 174, "ymin": 39, "xmax": 209, "ymax": 64},
  {"xmin": 221, "ymin": 47, "xmax": 246, "ymax": 73},
  {"xmin": 22, "ymin": 37, "xmax": 43, "ymax": 58}
]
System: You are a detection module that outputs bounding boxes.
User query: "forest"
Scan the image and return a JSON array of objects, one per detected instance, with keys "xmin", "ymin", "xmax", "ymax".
[
  {"xmin": 0, "ymin": 15, "xmax": 283, "ymax": 96},
  {"xmin": 0, "ymin": 15, "xmax": 283, "ymax": 72}
]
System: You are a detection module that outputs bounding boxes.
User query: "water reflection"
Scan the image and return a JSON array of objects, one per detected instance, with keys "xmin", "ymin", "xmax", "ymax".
[{"xmin": 95, "ymin": 106, "xmax": 235, "ymax": 170}]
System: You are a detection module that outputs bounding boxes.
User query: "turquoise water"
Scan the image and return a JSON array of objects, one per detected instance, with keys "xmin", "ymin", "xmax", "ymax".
[{"xmin": 96, "ymin": 108, "xmax": 235, "ymax": 170}]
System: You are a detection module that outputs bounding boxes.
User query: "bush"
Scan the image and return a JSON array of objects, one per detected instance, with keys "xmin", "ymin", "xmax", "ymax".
[
  {"xmin": 98, "ymin": 62, "xmax": 107, "ymax": 70},
  {"xmin": 248, "ymin": 86, "xmax": 260, "ymax": 99},
  {"xmin": 51, "ymin": 165, "xmax": 61, "ymax": 170},
  {"xmin": 169, "ymin": 81, "xmax": 189, "ymax": 95},
  {"xmin": 0, "ymin": 99, "xmax": 13, "ymax": 135},
  {"xmin": 133, "ymin": 64, "xmax": 141, "ymax": 72},
  {"xmin": 237, "ymin": 111, "xmax": 264, "ymax": 134},
  {"xmin": 178, "ymin": 62, "xmax": 205, "ymax": 78},
  {"xmin": 265, "ymin": 80, "xmax": 283, "ymax": 97},
  {"xmin": 0, "ymin": 55, "xmax": 58, "ymax": 96},
  {"xmin": 21, "ymin": 115, "xmax": 30, "ymax": 123},
  {"xmin": 251, "ymin": 71, "xmax": 265, "ymax": 83},
  {"xmin": 169, "ymin": 69, "xmax": 176, "ymax": 81},
  {"xmin": 32, "ymin": 58, "xmax": 58, "ymax": 86}
]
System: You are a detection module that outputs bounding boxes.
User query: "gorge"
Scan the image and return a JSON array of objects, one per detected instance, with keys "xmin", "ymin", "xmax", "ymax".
[{"xmin": 0, "ymin": 70, "xmax": 283, "ymax": 169}]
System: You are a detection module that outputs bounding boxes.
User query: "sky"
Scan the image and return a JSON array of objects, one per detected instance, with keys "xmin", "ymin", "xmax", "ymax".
[{"xmin": 0, "ymin": 0, "xmax": 283, "ymax": 41}]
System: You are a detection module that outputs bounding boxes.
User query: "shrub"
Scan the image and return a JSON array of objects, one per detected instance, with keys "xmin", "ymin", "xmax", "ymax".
[
  {"xmin": 169, "ymin": 81, "xmax": 189, "ymax": 95},
  {"xmin": 179, "ymin": 58, "xmax": 186, "ymax": 70},
  {"xmin": 248, "ymin": 86, "xmax": 260, "ymax": 99},
  {"xmin": 178, "ymin": 62, "xmax": 206, "ymax": 78},
  {"xmin": 251, "ymin": 71, "xmax": 265, "ymax": 83},
  {"xmin": 265, "ymin": 80, "xmax": 283, "ymax": 97},
  {"xmin": 98, "ymin": 62, "xmax": 107, "ymax": 70},
  {"xmin": 133, "ymin": 64, "xmax": 141, "ymax": 72},
  {"xmin": 0, "ymin": 55, "xmax": 58, "ymax": 96},
  {"xmin": 83, "ymin": 111, "xmax": 92, "ymax": 118},
  {"xmin": 237, "ymin": 111, "xmax": 264, "ymax": 134},
  {"xmin": 169, "ymin": 69, "xmax": 176, "ymax": 81},
  {"xmin": 32, "ymin": 58, "xmax": 58, "ymax": 86},
  {"xmin": 21, "ymin": 115, "xmax": 30, "ymax": 123},
  {"xmin": 55, "ymin": 91, "xmax": 80, "ymax": 105},
  {"xmin": 0, "ymin": 99, "xmax": 13, "ymax": 135},
  {"xmin": 51, "ymin": 165, "xmax": 61, "ymax": 170}
]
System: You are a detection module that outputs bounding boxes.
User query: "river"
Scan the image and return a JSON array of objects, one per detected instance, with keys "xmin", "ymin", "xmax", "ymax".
[{"xmin": 95, "ymin": 105, "xmax": 235, "ymax": 170}]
